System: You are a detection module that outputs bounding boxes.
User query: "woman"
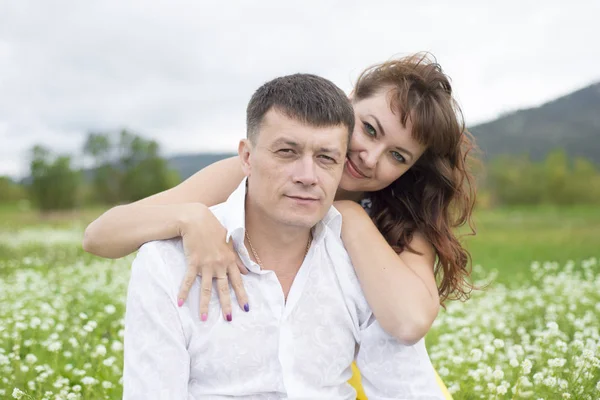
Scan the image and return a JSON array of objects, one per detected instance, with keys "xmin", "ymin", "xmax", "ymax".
[{"xmin": 84, "ymin": 52, "xmax": 475, "ymax": 398}]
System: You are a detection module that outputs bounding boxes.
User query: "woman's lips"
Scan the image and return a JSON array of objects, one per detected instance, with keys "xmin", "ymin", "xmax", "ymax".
[{"xmin": 345, "ymin": 157, "xmax": 368, "ymax": 179}]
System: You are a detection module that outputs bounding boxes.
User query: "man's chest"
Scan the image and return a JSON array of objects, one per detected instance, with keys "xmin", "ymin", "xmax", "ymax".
[{"xmin": 184, "ymin": 263, "xmax": 360, "ymax": 393}]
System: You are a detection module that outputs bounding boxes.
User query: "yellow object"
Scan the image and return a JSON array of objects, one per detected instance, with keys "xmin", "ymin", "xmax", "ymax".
[{"xmin": 349, "ymin": 362, "xmax": 453, "ymax": 400}]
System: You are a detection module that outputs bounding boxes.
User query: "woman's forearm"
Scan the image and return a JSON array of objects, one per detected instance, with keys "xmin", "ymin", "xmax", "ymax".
[
  {"xmin": 82, "ymin": 156, "xmax": 245, "ymax": 259},
  {"xmin": 83, "ymin": 203, "xmax": 204, "ymax": 259},
  {"xmin": 336, "ymin": 201, "xmax": 440, "ymax": 345}
]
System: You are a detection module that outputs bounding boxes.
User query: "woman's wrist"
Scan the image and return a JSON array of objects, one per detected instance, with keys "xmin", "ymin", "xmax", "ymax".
[{"xmin": 176, "ymin": 203, "xmax": 210, "ymax": 236}]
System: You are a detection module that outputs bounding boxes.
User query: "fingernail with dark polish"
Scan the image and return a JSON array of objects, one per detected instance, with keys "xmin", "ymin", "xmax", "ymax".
[
  {"xmin": 177, "ymin": 298, "xmax": 184, "ymax": 307},
  {"xmin": 201, "ymin": 313, "xmax": 208, "ymax": 322},
  {"xmin": 226, "ymin": 313, "xmax": 232, "ymax": 322},
  {"xmin": 244, "ymin": 303, "xmax": 250, "ymax": 312}
]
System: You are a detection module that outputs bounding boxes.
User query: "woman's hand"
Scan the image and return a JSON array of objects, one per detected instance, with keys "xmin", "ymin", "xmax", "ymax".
[{"xmin": 177, "ymin": 203, "xmax": 250, "ymax": 321}]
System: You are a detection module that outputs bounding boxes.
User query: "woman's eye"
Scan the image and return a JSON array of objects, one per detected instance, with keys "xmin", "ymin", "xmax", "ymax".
[
  {"xmin": 363, "ymin": 122, "xmax": 376, "ymax": 137},
  {"xmin": 391, "ymin": 151, "xmax": 405, "ymax": 163}
]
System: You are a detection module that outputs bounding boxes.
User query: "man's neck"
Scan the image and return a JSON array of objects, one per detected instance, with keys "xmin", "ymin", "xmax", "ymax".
[{"xmin": 244, "ymin": 204, "xmax": 312, "ymax": 277}]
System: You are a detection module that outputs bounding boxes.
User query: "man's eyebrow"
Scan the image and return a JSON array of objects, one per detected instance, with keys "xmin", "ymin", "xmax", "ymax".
[
  {"xmin": 369, "ymin": 114, "xmax": 414, "ymax": 161},
  {"xmin": 271, "ymin": 138, "xmax": 301, "ymax": 148}
]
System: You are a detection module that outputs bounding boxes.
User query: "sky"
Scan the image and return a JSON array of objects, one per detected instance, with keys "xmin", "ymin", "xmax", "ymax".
[{"xmin": 1, "ymin": 0, "xmax": 599, "ymax": 178}]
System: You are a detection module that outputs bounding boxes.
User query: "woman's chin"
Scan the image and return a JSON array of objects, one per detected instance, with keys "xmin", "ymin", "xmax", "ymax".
[{"xmin": 339, "ymin": 172, "xmax": 367, "ymax": 192}]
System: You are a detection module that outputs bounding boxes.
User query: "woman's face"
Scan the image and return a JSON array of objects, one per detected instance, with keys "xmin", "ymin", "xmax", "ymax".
[{"xmin": 339, "ymin": 87, "xmax": 427, "ymax": 193}]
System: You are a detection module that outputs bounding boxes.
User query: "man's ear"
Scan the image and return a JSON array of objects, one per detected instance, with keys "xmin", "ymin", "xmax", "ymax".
[{"xmin": 238, "ymin": 139, "xmax": 252, "ymax": 177}]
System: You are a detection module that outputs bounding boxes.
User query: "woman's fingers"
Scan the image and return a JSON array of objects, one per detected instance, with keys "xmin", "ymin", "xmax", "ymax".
[
  {"xmin": 177, "ymin": 265, "xmax": 199, "ymax": 307},
  {"xmin": 236, "ymin": 253, "xmax": 249, "ymax": 275},
  {"xmin": 228, "ymin": 264, "xmax": 249, "ymax": 312},
  {"xmin": 198, "ymin": 270, "xmax": 213, "ymax": 322},
  {"xmin": 215, "ymin": 275, "xmax": 233, "ymax": 322}
]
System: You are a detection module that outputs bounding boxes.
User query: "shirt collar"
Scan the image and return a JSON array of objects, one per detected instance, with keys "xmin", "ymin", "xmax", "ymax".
[
  {"xmin": 218, "ymin": 177, "xmax": 344, "ymax": 253},
  {"xmin": 219, "ymin": 178, "xmax": 248, "ymax": 248}
]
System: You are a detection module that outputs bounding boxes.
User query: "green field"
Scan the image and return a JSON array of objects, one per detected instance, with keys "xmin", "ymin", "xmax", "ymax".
[
  {"xmin": 464, "ymin": 205, "xmax": 600, "ymax": 284},
  {"xmin": 0, "ymin": 205, "xmax": 599, "ymax": 399}
]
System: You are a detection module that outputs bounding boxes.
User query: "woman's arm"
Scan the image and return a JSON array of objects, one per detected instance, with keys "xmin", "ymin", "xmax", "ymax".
[
  {"xmin": 82, "ymin": 156, "xmax": 245, "ymax": 258},
  {"xmin": 334, "ymin": 200, "xmax": 440, "ymax": 345},
  {"xmin": 83, "ymin": 156, "xmax": 248, "ymax": 320}
]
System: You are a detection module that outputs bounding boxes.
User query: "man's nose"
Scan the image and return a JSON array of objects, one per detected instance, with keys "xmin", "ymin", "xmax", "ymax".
[{"xmin": 293, "ymin": 156, "xmax": 318, "ymax": 186}]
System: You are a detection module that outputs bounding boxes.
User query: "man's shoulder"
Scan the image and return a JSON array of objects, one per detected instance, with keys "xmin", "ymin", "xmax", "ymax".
[
  {"xmin": 207, "ymin": 202, "xmax": 229, "ymax": 225},
  {"xmin": 321, "ymin": 226, "xmax": 372, "ymax": 320},
  {"xmin": 140, "ymin": 237, "xmax": 184, "ymax": 255},
  {"xmin": 137, "ymin": 238, "xmax": 186, "ymax": 272}
]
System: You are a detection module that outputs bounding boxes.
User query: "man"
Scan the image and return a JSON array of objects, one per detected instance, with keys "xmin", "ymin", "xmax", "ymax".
[{"xmin": 123, "ymin": 74, "xmax": 444, "ymax": 399}]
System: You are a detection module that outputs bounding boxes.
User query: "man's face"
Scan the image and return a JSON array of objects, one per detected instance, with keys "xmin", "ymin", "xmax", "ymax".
[{"xmin": 240, "ymin": 108, "xmax": 348, "ymax": 230}]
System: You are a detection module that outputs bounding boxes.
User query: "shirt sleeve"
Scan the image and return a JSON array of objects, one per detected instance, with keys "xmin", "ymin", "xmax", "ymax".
[
  {"xmin": 356, "ymin": 320, "xmax": 445, "ymax": 400},
  {"xmin": 123, "ymin": 242, "xmax": 192, "ymax": 400}
]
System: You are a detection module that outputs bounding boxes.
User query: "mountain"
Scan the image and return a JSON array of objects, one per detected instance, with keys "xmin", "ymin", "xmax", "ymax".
[
  {"xmin": 469, "ymin": 82, "xmax": 600, "ymax": 163},
  {"xmin": 166, "ymin": 82, "xmax": 600, "ymax": 180},
  {"xmin": 167, "ymin": 153, "xmax": 236, "ymax": 180}
]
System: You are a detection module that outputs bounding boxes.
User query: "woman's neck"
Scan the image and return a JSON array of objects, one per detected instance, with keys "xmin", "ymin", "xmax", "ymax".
[{"xmin": 334, "ymin": 188, "xmax": 365, "ymax": 202}]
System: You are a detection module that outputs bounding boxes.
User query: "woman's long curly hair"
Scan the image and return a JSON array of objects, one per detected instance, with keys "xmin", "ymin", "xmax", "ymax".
[{"xmin": 353, "ymin": 53, "xmax": 478, "ymax": 305}]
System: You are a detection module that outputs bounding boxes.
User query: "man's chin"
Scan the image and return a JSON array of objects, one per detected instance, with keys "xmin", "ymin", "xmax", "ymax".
[{"xmin": 276, "ymin": 213, "xmax": 321, "ymax": 230}]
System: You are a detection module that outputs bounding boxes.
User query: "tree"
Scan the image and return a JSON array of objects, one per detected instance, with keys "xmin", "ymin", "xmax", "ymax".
[
  {"xmin": 29, "ymin": 145, "xmax": 81, "ymax": 211},
  {"xmin": 83, "ymin": 132, "xmax": 121, "ymax": 204},
  {"xmin": 0, "ymin": 176, "xmax": 26, "ymax": 203},
  {"xmin": 83, "ymin": 129, "xmax": 180, "ymax": 204}
]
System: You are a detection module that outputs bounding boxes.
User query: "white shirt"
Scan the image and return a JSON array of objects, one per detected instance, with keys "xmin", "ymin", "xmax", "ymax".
[{"xmin": 123, "ymin": 179, "xmax": 444, "ymax": 400}]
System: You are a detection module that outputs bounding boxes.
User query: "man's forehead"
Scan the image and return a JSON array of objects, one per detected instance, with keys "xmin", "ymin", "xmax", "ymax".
[
  {"xmin": 258, "ymin": 109, "xmax": 347, "ymax": 151},
  {"xmin": 269, "ymin": 132, "xmax": 344, "ymax": 147}
]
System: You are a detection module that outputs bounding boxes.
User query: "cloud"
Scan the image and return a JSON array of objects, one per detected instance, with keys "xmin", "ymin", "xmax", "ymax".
[{"xmin": 0, "ymin": 0, "xmax": 598, "ymax": 177}]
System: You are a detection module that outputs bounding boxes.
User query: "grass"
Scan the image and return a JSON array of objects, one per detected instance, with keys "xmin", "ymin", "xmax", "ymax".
[
  {"xmin": 0, "ymin": 204, "xmax": 598, "ymax": 399},
  {"xmin": 463, "ymin": 205, "xmax": 600, "ymax": 284}
]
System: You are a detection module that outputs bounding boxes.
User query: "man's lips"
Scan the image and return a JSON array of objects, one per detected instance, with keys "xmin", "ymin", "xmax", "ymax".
[
  {"xmin": 345, "ymin": 156, "xmax": 369, "ymax": 179},
  {"xmin": 285, "ymin": 195, "xmax": 319, "ymax": 201}
]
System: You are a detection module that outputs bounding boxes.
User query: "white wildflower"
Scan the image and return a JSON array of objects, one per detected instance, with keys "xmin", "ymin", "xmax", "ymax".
[
  {"xmin": 493, "ymin": 369, "xmax": 504, "ymax": 380},
  {"xmin": 47, "ymin": 342, "xmax": 62, "ymax": 352},
  {"xmin": 522, "ymin": 359, "xmax": 533, "ymax": 374},
  {"xmin": 81, "ymin": 376, "xmax": 97, "ymax": 385},
  {"xmin": 548, "ymin": 358, "xmax": 567, "ymax": 368},
  {"xmin": 111, "ymin": 341, "xmax": 123, "ymax": 352},
  {"xmin": 470, "ymin": 348, "xmax": 483, "ymax": 362},
  {"xmin": 543, "ymin": 376, "xmax": 557, "ymax": 387},
  {"xmin": 25, "ymin": 354, "xmax": 37, "ymax": 364}
]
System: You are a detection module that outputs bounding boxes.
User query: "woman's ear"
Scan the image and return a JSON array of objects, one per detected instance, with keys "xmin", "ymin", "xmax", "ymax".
[{"xmin": 238, "ymin": 139, "xmax": 252, "ymax": 177}]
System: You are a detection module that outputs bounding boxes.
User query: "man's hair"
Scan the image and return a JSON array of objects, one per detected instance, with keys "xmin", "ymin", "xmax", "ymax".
[{"xmin": 246, "ymin": 74, "xmax": 355, "ymax": 143}]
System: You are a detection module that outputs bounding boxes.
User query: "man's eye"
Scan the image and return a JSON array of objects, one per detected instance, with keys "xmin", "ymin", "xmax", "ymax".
[
  {"xmin": 318, "ymin": 155, "xmax": 336, "ymax": 163},
  {"xmin": 278, "ymin": 149, "xmax": 294, "ymax": 154},
  {"xmin": 363, "ymin": 122, "xmax": 376, "ymax": 137},
  {"xmin": 391, "ymin": 151, "xmax": 405, "ymax": 163}
]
